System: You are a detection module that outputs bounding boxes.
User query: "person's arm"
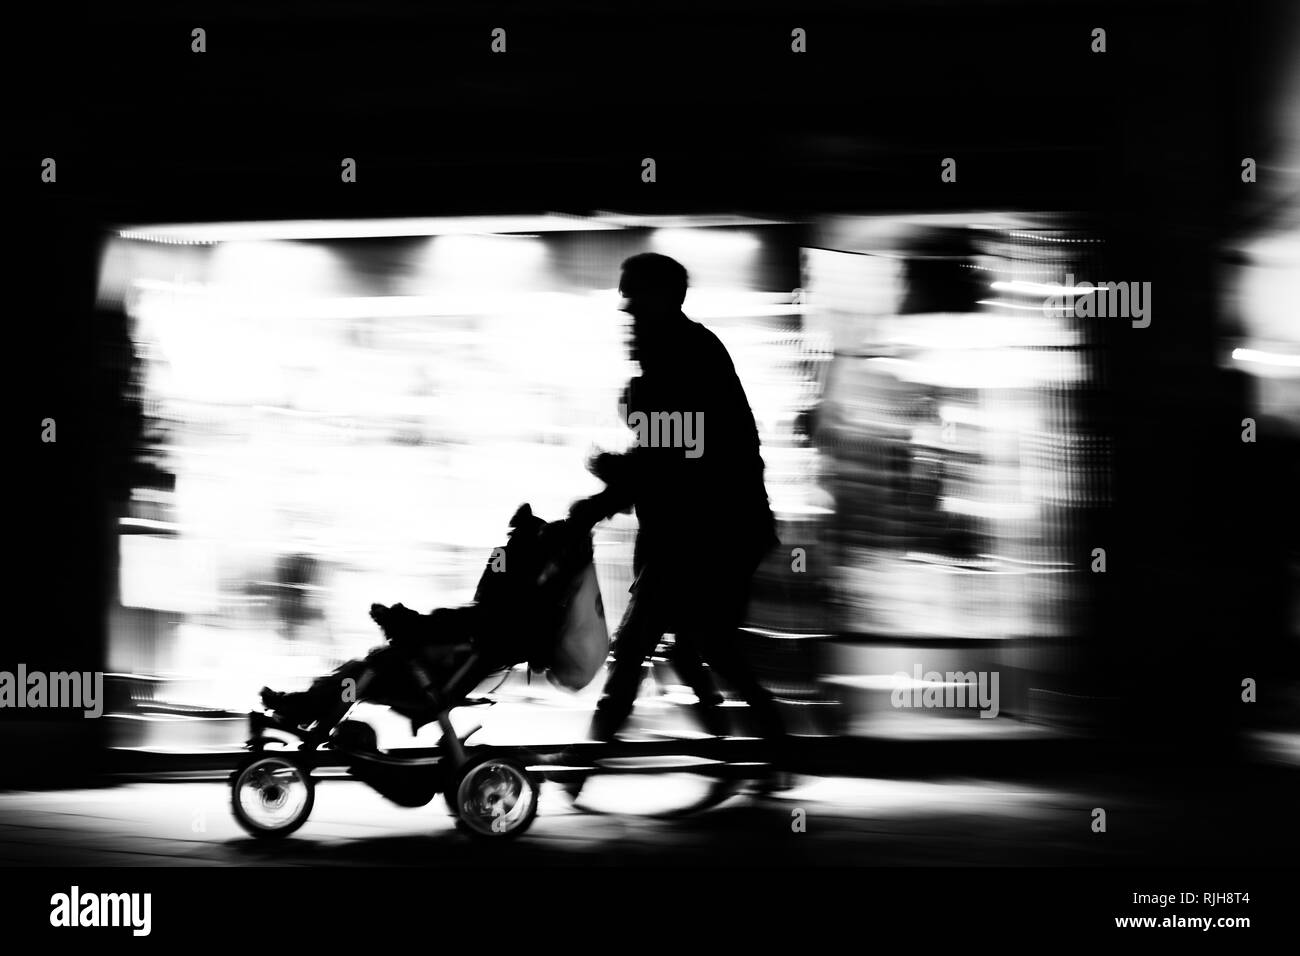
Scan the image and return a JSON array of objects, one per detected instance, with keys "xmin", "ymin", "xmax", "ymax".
[
  {"xmin": 567, "ymin": 378, "xmax": 653, "ymax": 527},
  {"xmin": 568, "ymin": 473, "xmax": 636, "ymax": 529}
]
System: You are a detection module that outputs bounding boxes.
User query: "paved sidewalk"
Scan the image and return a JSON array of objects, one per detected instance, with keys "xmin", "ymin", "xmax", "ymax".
[{"xmin": 1, "ymin": 765, "xmax": 1293, "ymax": 867}]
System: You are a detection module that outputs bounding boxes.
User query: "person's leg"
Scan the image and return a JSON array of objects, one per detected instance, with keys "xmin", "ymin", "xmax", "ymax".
[
  {"xmin": 261, "ymin": 655, "xmax": 374, "ymax": 727},
  {"xmin": 679, "ymin": 553, "xmax": 790, "ymax": 759},
  {"xmin": 563, "ymin": 571, "xmax": 670, "ymax": 803},
  {"xmin": 685, "ymin": 623, "xmax": 787, "ymax": 743},
  {"xmin": 666, "ymin": 636, "xmax": 730, "ymax": 737},
  {"xmin": 683, "ymin": 618, "xmax": 796, "ymax": 799},
  {"xmin": 588, "ymin": 576, "xmax": 669, "ymax": 742}
]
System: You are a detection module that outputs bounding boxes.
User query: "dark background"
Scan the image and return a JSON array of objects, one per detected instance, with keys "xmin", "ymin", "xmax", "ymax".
[{"xmin": 8, "ymin": 0, "xmax": 1298, "ymax": 780}]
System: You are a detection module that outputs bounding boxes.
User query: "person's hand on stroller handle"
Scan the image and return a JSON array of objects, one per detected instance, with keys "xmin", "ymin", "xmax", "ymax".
[
  {"xmin": 586, "ymin": 449, "xmax": 627, "ymax": 484},
  {"xmin": 566, "ymin": 495, "xmax": 607, "ymax": 531}
]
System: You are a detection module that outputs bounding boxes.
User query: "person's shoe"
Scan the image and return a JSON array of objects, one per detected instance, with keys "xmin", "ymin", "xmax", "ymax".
[
  {"xmin": 746, "ymin": 768, "xmax": 798, "ymax": 798},
  {"xmin": 744, "ymin": 733, "xmax": 799, "ymax": 797},
  {"xmin": 694, "ymin": 701, "xmax": 731, "ymax": 739},
  {"xmin": 559, "ymin": 772, "xmax": 591, "ymax": 809}
]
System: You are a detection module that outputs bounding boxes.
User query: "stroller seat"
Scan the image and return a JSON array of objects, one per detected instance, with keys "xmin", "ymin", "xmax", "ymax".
[{"xmin": 254, "ymin": 503, "xmax": 607, "ymax": 747}]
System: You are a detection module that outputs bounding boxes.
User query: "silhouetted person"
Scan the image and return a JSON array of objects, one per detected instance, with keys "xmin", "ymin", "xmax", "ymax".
[{"xmin": 567, "ymin": 253, "xmax": 789, "ymax": 789}]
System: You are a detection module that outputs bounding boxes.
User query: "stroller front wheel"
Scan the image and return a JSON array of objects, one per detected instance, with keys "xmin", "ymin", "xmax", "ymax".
[
  {"xmin": 231, "ymin": 754, "xmax": 316, "ymax": 839},
  {"xmin": 450, "ymin": 753, "xmax": 539, "ymax": 839}
]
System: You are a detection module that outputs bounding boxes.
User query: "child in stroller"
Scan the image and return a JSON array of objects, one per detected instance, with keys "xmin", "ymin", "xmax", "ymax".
[{"xmin": 258, "ymin": 503, "xmax": 605, "ymax": 737}]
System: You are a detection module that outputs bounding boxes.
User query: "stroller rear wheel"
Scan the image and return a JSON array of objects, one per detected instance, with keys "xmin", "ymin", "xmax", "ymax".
[
  {"xmin": 231, "ymin": 754, "xmax": 315, "ymax": 839},
  {"xmin": 449, "ymin": 753, "xmax": 539, "ymax": 839}
]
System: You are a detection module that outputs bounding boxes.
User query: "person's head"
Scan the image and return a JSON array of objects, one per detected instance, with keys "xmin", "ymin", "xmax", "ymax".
[{"xmin": 618, "ymin": 253, "xmax": 688, "ymax": 364}]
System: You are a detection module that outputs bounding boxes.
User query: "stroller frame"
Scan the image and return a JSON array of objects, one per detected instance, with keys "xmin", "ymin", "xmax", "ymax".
[{"xmin": 232, "ymin": 641, "xmax": 770, "ymax": 841}]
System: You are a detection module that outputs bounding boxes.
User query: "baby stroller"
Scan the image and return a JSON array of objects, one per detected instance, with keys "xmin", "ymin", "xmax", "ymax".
[{"xmin": 231, "ymin": 503, "xmax": 609, "ymax": 840}]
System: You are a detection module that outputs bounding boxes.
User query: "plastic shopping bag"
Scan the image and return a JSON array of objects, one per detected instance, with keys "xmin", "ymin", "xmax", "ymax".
[{"xmin": 546, "ymin": 563, "xmax": 609, "ymax": 691}]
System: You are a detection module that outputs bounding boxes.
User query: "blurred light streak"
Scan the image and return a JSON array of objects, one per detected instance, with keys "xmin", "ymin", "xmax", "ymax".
[
  {"xmin": 1231, "ymin": 346, "xmax": 1300, "ymax": 369},
  {"xmin": 96, "ymin": 212, "xmax": 1111, "ymax": 747}
]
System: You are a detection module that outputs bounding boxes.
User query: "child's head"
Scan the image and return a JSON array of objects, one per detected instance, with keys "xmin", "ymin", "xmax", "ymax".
[{"xmin": 474, "ymin": 504, "xmax": 582, "ymax": 607}]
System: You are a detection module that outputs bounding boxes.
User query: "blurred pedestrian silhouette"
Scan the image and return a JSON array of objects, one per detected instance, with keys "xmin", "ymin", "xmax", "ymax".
[{"xmin": 567, "ymin": 253, "xmax": 789, "ymax": 790}]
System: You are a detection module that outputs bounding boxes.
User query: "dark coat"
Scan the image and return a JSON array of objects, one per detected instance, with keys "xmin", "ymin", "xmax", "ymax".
[{"xmin": 585, "ymin": 315, "xmax": 778, "ymax": 594}]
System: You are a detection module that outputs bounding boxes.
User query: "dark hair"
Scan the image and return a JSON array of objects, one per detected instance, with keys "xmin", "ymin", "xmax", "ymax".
[{"xmin": 619, "ymin": 253, "xmax": 688, "ymax": 307}]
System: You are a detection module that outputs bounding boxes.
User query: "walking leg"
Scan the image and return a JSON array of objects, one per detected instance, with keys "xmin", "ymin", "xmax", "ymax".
[{"xmin": 667, "ymin": 636, "xmax": 730, "ymax": 737}]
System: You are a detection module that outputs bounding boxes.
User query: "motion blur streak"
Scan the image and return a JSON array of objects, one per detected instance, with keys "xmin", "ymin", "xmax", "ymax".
[{"xmin": 87, "ymin": 209, "xmax": 1287, "ymax": 766}]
